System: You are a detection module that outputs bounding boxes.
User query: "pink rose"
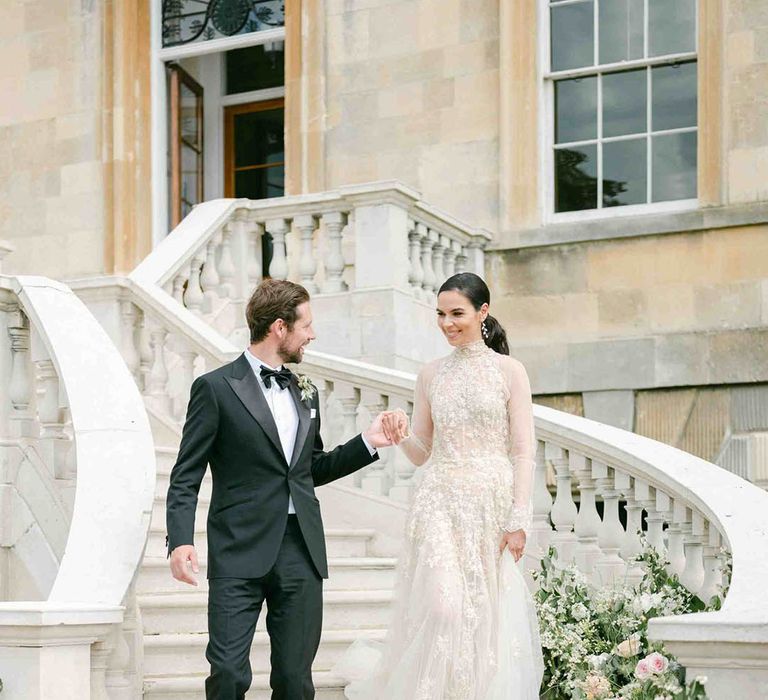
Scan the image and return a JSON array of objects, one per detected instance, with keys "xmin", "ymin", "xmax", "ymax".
[
  {"xmin": 634, "ymin": 659, "xmax": 652, "ymax": 680},
  {"xmin": 646, "ymin": 652, "xmax": 669, "ymax": 675}
]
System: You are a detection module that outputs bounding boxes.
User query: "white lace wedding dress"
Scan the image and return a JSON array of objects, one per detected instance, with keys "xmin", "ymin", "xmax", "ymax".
[{"xmin": 333, "ymin": 340, "xmax": 544, "ymax": 699}]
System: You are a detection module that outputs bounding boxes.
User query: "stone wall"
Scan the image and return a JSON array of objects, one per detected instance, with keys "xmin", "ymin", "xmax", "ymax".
[
  {"xmin": 324, "ymin": 0, "xmax": 500, "ymax": 232},
  {"xmin": 0, "ymin": 1, "xmax": 106, "ymax": 277},
  {"xmin": 487, "ymin": 224, "xmax": 768, "ymax": 394}
]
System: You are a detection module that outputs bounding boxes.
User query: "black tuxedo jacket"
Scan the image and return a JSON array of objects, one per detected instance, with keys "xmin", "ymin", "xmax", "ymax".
[{"xmin": 165, "ymin": 353, "xmax": 379, "ymax": 579}]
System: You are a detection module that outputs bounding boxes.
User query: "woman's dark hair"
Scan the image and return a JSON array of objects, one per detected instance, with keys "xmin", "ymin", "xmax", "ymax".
[
  {"xmin": 246, "ymin": 278, "xmax": 310, "ymax": 343},
  {"xmin": 438, "ymin": 272, "xmax": 509, "ymax": 355}
]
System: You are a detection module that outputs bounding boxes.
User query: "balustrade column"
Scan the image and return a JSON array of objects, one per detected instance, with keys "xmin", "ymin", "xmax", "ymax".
[
  {"xmin": 666, "ymin": 499, "xmax": 688, "ymax": 580},
  {"xmin": 419, "ymin": 225, "xmax": 436, "ymax": 298},
  {"xmin": 647, "ymin": 489, "xmax": 670, "ymax": 558},
  {"xmin": 218, "ymin": 224, "xmax": 237, "ymax": 298},
  {"xmin": 120, "ymin": 301, "xmax": 140, "ymax": 383},
  {"xmin": 321, "ymin": 211, "xmax": 348, "ymax": 293},
  {"xmin": 315, "ymin": 379, "xmax": 331, "ymax": 444},
  {"xmin": 455, "ymin": 245, "xmax": 468, "ymax": 274},
  {"xmin": 699, "ymin": 527, "xmax": 723, "ymax": 604},
  {"xmin": 201, "ymin": 234, "xmax": 221, "ymax": 313},
  {"xmin": 593, "ymin": 461, "xmax": 626, "ymax": 585},
  {"xmin": 136, "ymin": 309, "xmax": 153, "ymax": 393},
  {"xmin": 680, "ymin": 510, "xmax": 706, "ymax": 595},
  {"xmin": 432, "ymin": 236, "xmax": 446, "ymax": 289},
  {"xmin": 171, "ymin": 264, "xmax": 189, "ymax": 307},
  {"xmin": 147, "ymin": 322, "xmax": 171, "ymax": 415},
  {"xmin": 360, "ymin": 393, "xmax": 390, "ymax": 496},
  {"xmin": 548, "ymin": 444, "xmax": 578, "ymax": 564},
  {"xmin": 295, "ymin": 214, "xmax": 319, "ymax": 294},
  {"xmin": 266, "ymin": 219, "xmax": 290, "ymax": 281},
  {"xmin": 529, "ymin": 440, "xmax": 553, "ymax": 558},
  {"xmin": 465, "ymin": 239, "xmax": 486, "ymax": 275},
  {"xmin": 615, "ymin": 471, "xmax": 644, "ymax": 585},
  {"xmin": 407, "ymin": 220, "xmax": 424, "ymax": 298},
  {"xmin": 185, "ymin": 256, "xmax": 205, "ymax": 312},
  {"xmin": 247, "ymin": 221, "xmax": 265, "ymax": 289},
  {"xmin": 443, "ymin": 240, "xmax": 459, "ymax": 278},
  {"xmin": 571, "ymin": 452, "xmax": 602, "ymax": 581}
]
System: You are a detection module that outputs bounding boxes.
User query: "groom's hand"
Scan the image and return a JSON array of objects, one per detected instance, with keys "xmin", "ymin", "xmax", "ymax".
[{"xmin": 170, "ymin": 544, "xmax": 199, "ymax": 586}]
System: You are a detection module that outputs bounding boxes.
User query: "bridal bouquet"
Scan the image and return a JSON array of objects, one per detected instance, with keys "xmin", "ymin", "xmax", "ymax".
[{"xmin": 532, "ymin": 539, "xmax": 725, "ymax": 700}]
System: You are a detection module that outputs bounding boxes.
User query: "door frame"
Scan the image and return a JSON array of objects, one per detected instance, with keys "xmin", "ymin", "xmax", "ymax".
[{"xmin": 223, "ymin": 98, "xmax": 286, "ymax": 198}]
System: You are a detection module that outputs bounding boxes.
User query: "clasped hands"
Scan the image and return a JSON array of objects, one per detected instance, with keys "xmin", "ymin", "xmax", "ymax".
[{"xmin": 363, "ymin": 408, "xmax": 410, "ymax": 448}]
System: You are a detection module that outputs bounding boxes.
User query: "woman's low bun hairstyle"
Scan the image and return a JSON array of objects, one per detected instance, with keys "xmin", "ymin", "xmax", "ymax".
[{"xmin": 438, "ymin": 272, "xmax": 509, "ymax": 355}]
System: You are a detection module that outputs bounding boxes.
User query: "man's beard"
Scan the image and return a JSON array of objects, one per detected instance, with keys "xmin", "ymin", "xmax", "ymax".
[{"xmin": 278, "ymin": 339, "xmax": 303, "ymax": 365}]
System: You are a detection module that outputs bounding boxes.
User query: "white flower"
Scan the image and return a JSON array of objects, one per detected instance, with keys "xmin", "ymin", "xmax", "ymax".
[
  {"xmin": 577, "ymin": 672, "xmax": 612, "ymax": 699},
  {"xmin": 296, "ymin": 374, "xmax": 316, "ymax": 402},
  {"xmin": 694, "ymin": 675, "xmax": 708, "ymax": 685},
  {"xmin": 571, "ymin": 602, "xmax": 589, "ymax": 620}
]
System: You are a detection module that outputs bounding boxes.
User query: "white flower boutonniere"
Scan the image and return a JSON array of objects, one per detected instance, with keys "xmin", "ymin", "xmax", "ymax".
[{"xmin": 296, "ymin": 374, "xmax": 316, "ymax": 403}]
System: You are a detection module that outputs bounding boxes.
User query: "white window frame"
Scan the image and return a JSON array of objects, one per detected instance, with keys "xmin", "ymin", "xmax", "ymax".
[
  {"xmin": 539, "ymin": 0, "xmax": 699, "ymax": 225},
  {"xmin": 150, "ymin": 2, "xmax": 286, "ymax": 244}
]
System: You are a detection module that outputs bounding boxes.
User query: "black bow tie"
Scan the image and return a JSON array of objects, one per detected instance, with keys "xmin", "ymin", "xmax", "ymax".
[{"xmin": 259, "ymin": 365, "xmax": 293, "ymax": 390}]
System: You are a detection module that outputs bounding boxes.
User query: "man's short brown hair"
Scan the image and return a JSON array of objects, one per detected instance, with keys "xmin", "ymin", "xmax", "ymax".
[{"xmin": 245, "ymin": 279, "xmax": 310, "ymax": 343}]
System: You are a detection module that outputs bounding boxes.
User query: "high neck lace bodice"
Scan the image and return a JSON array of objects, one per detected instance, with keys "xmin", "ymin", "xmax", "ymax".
[{"xmin": 453, "ymin": 338, "xmax": 491, "ymax": 359}]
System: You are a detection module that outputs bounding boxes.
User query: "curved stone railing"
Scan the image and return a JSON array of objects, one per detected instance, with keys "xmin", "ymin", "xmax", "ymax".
[{"xmin": 0, "ymin": 275, "xmax": 156, "ymax": 699}]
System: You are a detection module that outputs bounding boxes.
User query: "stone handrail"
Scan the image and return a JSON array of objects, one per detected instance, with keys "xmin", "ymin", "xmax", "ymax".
[{"xmin": 0, "ymin": 275, "xmax": 156, "ymax": 699}]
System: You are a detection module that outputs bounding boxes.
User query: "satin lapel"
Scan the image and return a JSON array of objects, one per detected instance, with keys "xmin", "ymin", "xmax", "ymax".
[
  {"xmin": 224, "ymin": 360, "xmax": 287, "ymax": 466},
  {"xmin": 287, "ymin": 380, "xmax": 311, "ymax": 470}
]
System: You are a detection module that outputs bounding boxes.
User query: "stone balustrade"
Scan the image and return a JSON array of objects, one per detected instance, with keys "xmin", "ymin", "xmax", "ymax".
[
  {"xmin": 0, "ymin": 275, "xmax": 156, "ymax": 700},
  {"xmin": 129, "ymin": 181, "xmax": 491, "ymax": 370}
]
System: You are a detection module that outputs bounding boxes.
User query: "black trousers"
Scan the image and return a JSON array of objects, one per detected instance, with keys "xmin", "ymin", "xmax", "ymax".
[{"xmin": 205, "ymin": 516, "xmax": 323, "ymax": 700}]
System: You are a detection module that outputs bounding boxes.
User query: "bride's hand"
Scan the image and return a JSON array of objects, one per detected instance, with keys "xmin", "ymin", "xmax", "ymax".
[
  {"xmin": 499, "ymin": 529, "xmax": 526, "ymax": 562},
  {"xmin": 381, "ymin": 409, "xmax": 409, "ymax": 445}
]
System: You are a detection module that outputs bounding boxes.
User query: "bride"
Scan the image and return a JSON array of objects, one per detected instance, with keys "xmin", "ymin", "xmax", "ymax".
[{"xmin": 335, "ymin": 272, "xmax": 544, "ymax": 699}]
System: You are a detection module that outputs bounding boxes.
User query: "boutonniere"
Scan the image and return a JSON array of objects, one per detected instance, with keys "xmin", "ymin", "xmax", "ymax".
[{"xmin": 296, "ymin": 374, "xmax": 316, "ymax": 403}]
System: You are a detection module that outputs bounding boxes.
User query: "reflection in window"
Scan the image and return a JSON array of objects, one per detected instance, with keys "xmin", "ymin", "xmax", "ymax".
[{"xmin": 549, "ymin": 0, "xmax": 697, "ymax": 213}]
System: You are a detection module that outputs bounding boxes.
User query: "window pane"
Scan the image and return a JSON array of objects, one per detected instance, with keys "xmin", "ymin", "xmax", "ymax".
[
  {"xmin": 603, "ymin": 138, "xmax": 647, "ymax": 206},
  {"xmin": 555, "ymin": 77, "xmax": 597, "ymax": 144},
  {"xmin": 180, "ymin": 83, "xmax": 201, "ymax": 149},
  {"xmin": 602, "ymin": 69, "xmax": 647, "ymax": 138},
  {"xmin": 235, "ymin": 165, "xmax": 285, "ymax": 199},
  {"xmin": 555, "ymin": 145, "xmax": 598, "ymax": 212},
  {"xmin": 226, "ymin": 41, "xmax": 285, "ymax": 95},
  {"xmin": 181, "ymin": 144, "xmax": 199, "ymax": 206},
  {"xmin": 649, "ymin": 0, "xmax": 696, "ymax": 57},
  {"xmin": 551, "ymin": 1, "xmax": 594, "ymax": 71},
  {"xmin": 234, "ymin": 107, "xmax": 284, "ymax": 168},
  {"xmin": 652, "ymin": 131, "xmax": 696, "ymax": 202},
  {"xmin": 599, "ymin": 0, "xmax": 644, "ymax": 64},
  {"xmin": 651, "ymin": 62, "xmax": 697, "ymax": 132}
]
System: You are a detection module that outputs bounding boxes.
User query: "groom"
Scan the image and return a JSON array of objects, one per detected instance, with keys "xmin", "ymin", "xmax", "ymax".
[{"xmin": 166, "ymin": 278, "xmax": 392, "ymax": 699}]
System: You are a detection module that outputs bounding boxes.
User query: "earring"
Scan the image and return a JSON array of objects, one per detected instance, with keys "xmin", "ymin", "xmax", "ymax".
[{"xmin": 481, "ymin": 320, "xmax": 489, "ymax": 339}]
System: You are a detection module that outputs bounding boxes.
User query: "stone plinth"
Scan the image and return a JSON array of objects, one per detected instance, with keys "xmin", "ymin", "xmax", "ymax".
[{"xmin": 0, "ymin": 602, "xmax": 123, "ymax": 700}]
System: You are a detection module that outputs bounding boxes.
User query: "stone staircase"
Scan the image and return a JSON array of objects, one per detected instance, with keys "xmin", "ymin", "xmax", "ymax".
[{"xmin": 140, "ymin": 444, "xmax": 397, "ymax": 699}]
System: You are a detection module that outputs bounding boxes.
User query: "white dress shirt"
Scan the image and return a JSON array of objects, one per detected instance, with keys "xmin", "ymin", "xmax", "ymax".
[{"xmin": 243, "ymin": 350, "xmax": 377, "ymax": 515}]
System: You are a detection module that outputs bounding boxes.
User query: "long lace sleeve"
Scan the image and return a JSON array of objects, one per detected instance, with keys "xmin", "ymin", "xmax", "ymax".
[
  {"xmin": 502, "ymin": 358, "xmax": 536, "ymax": 534},
  {"xmin": 398, "ymin": 364, "xmax": 434, "ymax": 466}
]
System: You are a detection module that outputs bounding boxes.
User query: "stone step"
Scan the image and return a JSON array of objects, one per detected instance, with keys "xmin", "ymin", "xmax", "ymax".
[
  {"xmin": 155, "ymin": 471, "xmax": 212, "ymax": 501},
  {"xmin": 139, "ymin": 590, "xmax": 393, "ymax": 635},
  {"xmin": 142, "ymin": 628, "xmax": 385, "ymax": 677},
  {"xmin": 143, "ymin": 671, "xmax": 346, "ymax": 699},
  {"xmin": 138, "ymin": 555, "xmax": 397, "ymax": 594},
  {"xmin": 144, "ymin": 527, "xmax": 376, "ymax": 560}
]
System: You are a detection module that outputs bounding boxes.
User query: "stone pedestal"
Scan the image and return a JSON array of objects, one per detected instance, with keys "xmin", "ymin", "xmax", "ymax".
[
  {"xmin": 0, "ymin": 603, "xmax": 122, "ymax": 700},
  {"xmin": 649, "ymin": 616, "xmax": 768, "ymax": 700}
]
